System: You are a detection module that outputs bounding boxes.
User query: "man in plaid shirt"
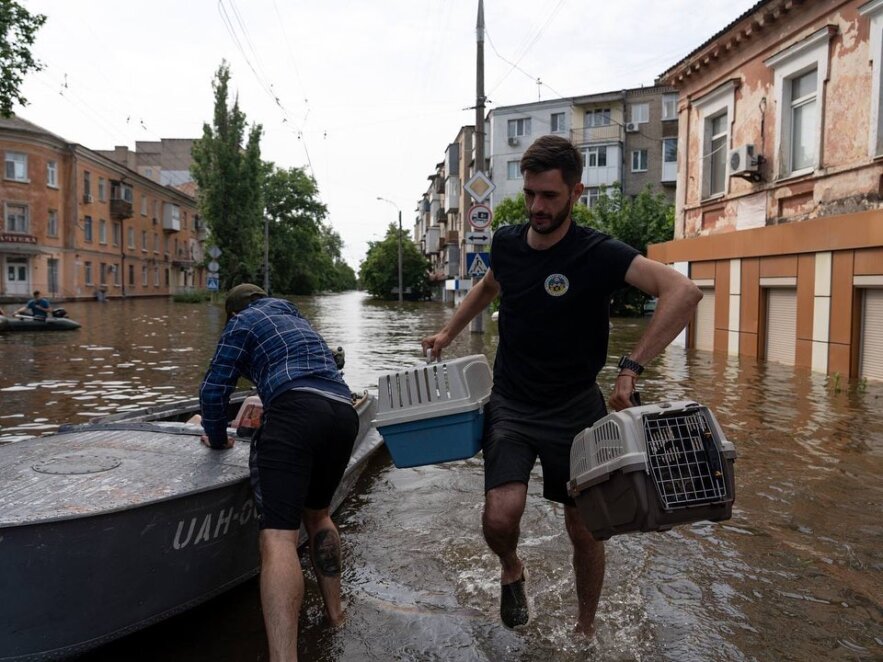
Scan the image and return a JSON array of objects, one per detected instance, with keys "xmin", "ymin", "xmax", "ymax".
[{"xmin": 199, "ymin": 283, "xmax": 359, "ymax": 661}]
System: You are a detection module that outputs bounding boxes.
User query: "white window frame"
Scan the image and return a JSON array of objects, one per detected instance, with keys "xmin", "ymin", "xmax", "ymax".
[
  {"xmin": 141, "ymin": 194, "xmax": 147, "ymax": 216},
  {"xmin": 142, "ymin": 264, "xmax": 148, "ymax": 286},
  {"xmin": 128, "ymin": 227, "xmax": 135, "ymax": 249},
  {"xmin": 5, "ymin": 152, "xmax": 28, "ymax": 182},
  {"xmin": 4, "ymin": 202, "xmax": 29, "ymax": 233},
  {"xmin": 506, "ymin": 160, "xmax": 521, "ymax": 180},
  {"xmin": 112, "ymin": 221, "xmax": 121, "ymax": 247},
  {"xmin": 141, "ymin": 230, "xmax": 148, "ymax": 252},
  {"xmin": 693, "ymin": 80, "xmax": 737, "ymax": 200},
  {"xmin": 84, "ymin": 216, "xmax": 93, "ymax": 242},
  {"xmin": 551, "ymin": 112, "xmax": 566, "ymax": 133},
  {"xmin": 46, "ymin": 160, "xmax": 58, "ymax": 188},
  {"xmin": 154, "ymin": 266, "xmax": 160, "ymax": 287},
  {"xmin": 586, "ymin": 108, "xmax": 611, "ymax": 127},
  {"xmin": 629, "ymin": 103, "xmax": 649, "ymax": 124},
  {"xmin": 84, "ymin": 261, "xmax": 93, "ymax": 286},
  {"xmin": 662, "ymin": 93, "xmax": 678, "ymax": 121},
  {"xmin": 507, "ymin": 118, "xmax": 531, "ymax": 137},
  {"xmin": 861, "ymin": 0, "xmax": 883, "ymax": 157},
  {"xmin": 585, "ymin": 146, "xmax": 607, "ymax": 168},
  {"xmin": 765, "ymin": 26, "xmax": 832, "ymax": 179},
  {"xmin": 47, "ymin": 209, "xmax": 58, "ymax": 237},
  {"xmin": 99, "ymin": 219, "xmax": 107, "ymax": 245},
  {"xmin": 631, "ymin": 149, "xmax": 648, "ymax": 172},
  {"xmin": 98, "ymin": 177, "xmax": 106, "ymax": 202}
]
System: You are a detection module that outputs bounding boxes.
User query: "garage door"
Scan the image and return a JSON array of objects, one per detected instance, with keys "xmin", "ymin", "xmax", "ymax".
[
  {"xmin": 694, "ymin": 288, "xmax": 715, "ymax": 352},
  {"xmin": 765, "ymin": 288, "xmax": 797, "ymax": 366},
  {"xmin": 860, "ymin": 289, "xmax": 883, "ymax": 381}
]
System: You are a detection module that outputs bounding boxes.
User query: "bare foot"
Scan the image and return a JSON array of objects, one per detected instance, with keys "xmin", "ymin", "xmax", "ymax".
[{"xmin": 574, "ymin": 621, "xmax": 596, "ymax": 637}]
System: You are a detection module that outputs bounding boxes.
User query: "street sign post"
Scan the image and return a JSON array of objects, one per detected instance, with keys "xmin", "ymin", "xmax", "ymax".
[
  {"xmin": 208, "ymin": 246, "xmax": 222, "ymax": 259},
  {"xmin": 467, "ymin": 252, "xmax": 490, "ymax": 278},
  {"xmin": 464, "ymin": 171, "xmax": 495, "ymax": 203},
  {"xmin": 207, "ymin": 275, "xmax": 220, "ymax": 291},
  {"xmin": 465, "ymin": 230, "xmax": 492, "ymax": 245},
  {"xmin": 467, "ymin": 204, "xmax": 493, "ymax": 230}
]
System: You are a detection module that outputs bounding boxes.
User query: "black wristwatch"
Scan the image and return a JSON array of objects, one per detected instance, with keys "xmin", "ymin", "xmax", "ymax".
[{"xmin": 618, "ymin": 355, "xmax": 644, "ymax": 375}]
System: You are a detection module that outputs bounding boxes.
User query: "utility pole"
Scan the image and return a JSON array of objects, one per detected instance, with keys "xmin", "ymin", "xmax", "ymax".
[
  {"xmin": 263, "ymin": 210, "xmax": 270, "ymax": 294},
  {"xmin": 470, "ymin": 0, "xmax": 486, "ymax": 334}
]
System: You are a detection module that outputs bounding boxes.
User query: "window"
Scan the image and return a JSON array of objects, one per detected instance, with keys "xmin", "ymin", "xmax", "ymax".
[
  {"xmin": 507, "ymin": 118, "xmax": 531, "ymax": 137},
  {"xmin": 631, "ymin": 149, "xmax": 648, "ymax": 172},
  {"xmin": 153, "ymin": 232, "xmax": 159, "ymax": 253},
  {"xmin": 629, "ymin": 103, "xmax": 649, "ymax": 124},
  {"xmin": 128, "ymin": 227, "xmax": 135, "ymax": 249},
  {"xmin": 84, "ymin": 216, "xmax": 93, "ymax": 241},
  {"xmin": 551, "ymin": 112, "xmax": 566, "ymax": 133},
  {"xmin": 585, "ymin": 146, "xmax": 608, "ymax": 168},
  {"xmin": 112, "ymin": 221, "xmax": 121, "ymax": 246},
  {"xmin": 128, "ymin": 264, "xmax": 135, "ymax": 286},
  {"xmin": 707, "ymin": 113, "xmax": 728, "ymax": 195},
  {"xmin": 164, "ymin": 235, "xmax": 170, "ymax": 255},
  {"xmin": 48, "ymin": 209, "xmax": 59, "ymax": 237},
  {"xmin": 662, "ymin": 93, "xmax": 678, "ymax": 121},
  {"xmin": 98, "ymin": 177, "xmax": 106, "ymax": 202},
  {"xmin": 586, "ymin": 109, "xmax": 611, "ymax": 127},
  {"xmin": 581, "ymin": 187, "xmax": 603, "ymax": 208},
  {"xmin": 662, "ymin": 137, "xmax": 678, "ymax": 182},
  {"xmin": 47, "ymin": 160, "xmax": 58, "ymax": 187},
  {"xmin": 146, "ymin": 167, "xmax": 153, "ymax": 178},
  {"xmin": 153, "ymin": 200, "xmax": 159, "ymax": 221},
  {"xmin": 99, "ymin": 219, "xmax": 107, "ymax": 244},
  {"xmin": 84, "ymin": 261, "xmax": 93, "ymax": 286},
  {"xmin": 765, "ymin": 26, "xmax": 831, "ymax": 178},
  {"xmin": 154, "ymin": 266, "xmax": 160, "ymax": 287},
  {"xmin": 5, "ymin": 152, "xmax": 27, "ymax": 181},
  {"xmin": 863, "ymin": 1, "xmax": 883, "ymax": 156},
  {"xmin": 787, "ymin": 69, "xmax": 818, "ymax": 173},
  {"xmin": 100, "ymin": 263, "xmax": 107, "ymax": 285},
  {"xmin": 84, "ymin": 171, "xmax": 91, "ymax": 199},
  {"xmin": 113, "ymin": 264, "xmax": 120, "ymax": 286},
  {"xmin": 507, "ymin": 160, "xmax": 521, "ymax": 179},
  {"xmin": 142, "ymin": 264, "xmax": 148, "ymax": 286},
  {"xmin": 5, "ymin": 203, "xmax": 28, "ymax": 233},
  {"xmin": 141, "ymin": 230, "xmax": 147, "ymax": 251},
  {"xmin": 165, "ymin": 268, "xmax": 170, "ymax": 287},
  {"xmin": 141, "ymin": 194, "xmax": 147, "ymax": 216}
]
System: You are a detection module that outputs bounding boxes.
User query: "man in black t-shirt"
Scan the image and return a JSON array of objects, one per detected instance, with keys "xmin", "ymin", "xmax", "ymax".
[{"xmin": 422, "ymin": 135, "xmax": 702, "ymax": 634}]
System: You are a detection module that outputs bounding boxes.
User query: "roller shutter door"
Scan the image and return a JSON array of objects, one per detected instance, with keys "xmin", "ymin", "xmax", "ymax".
[
  {"xmin": 860, "ymin": 289, "xmax": 883, "ymax": 381},
  {"xmin": 765, "ymin": 289, "xmax": 797, "ymax": 366},
  {"xmin": 694, "ymin": 288, "xmax": 715, "ymax": 352}
]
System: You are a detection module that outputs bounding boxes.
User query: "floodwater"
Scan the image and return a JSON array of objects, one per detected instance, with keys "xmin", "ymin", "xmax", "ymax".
[{"xmin": 1, "ymin": 292, "xmax": 881, "ymax": 661}]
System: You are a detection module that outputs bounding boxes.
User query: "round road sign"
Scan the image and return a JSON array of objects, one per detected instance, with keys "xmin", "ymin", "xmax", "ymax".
[{"xmin": 468, "ymin": 204, "xmax": 493, "ymax": 230}]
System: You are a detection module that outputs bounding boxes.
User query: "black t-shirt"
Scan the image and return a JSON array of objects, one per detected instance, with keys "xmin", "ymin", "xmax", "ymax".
[{"xmin": 489, "ymin": 222, "xmax": 639, "ymax": 405}]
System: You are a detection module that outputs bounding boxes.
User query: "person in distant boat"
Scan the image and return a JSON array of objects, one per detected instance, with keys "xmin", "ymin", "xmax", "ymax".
[
  {"xmin": 421, "ymin": 135, "xmax": 702, "ymax": 634},
  {"xmin": 15, "ymin": 290, "xmax": 51, "ymax": 319},
  {"xmin": 198, "ymin": 283, "xmax": 358, "ymax": 662}
]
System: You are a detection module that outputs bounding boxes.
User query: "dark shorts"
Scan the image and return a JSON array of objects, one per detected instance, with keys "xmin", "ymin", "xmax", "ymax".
[
  {"xmin": 249, "ymin": 390, "xmax": 359, "ymax": 530},
  {"xmin": 482, "ymin": 384, "xmax": 607, "ymax": 505}
]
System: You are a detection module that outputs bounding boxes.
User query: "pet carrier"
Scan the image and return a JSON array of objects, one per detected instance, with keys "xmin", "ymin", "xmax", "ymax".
[
  {"xmin": 568, "ymin": 401, "xmax": 736, "ymax": 540},
  {"xmin": 374, "ymin": 354, "xmax": 492, "ymax": 468}
]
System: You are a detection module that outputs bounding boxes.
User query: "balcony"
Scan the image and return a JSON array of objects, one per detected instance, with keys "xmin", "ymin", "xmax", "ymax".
[
  {"xmin": 110, "ymin": 198, "xmax": 134, "ymax": 220},
  {"xmin": 571, "ymin": 125, "xmax": 623, "ymax": 146},
  {"xmin": 446, "ymin": 230, "xmax": 459, "ymax": 244},
  {"xmin": 162, "ymin": 203, "xmax": 181, "ymax": 233}
]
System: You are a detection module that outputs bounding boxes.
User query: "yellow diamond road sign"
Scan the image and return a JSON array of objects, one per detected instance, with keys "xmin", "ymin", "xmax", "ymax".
[{"xmin": 464, "ymin": 171, "xmax": 495, "ymax": 203}]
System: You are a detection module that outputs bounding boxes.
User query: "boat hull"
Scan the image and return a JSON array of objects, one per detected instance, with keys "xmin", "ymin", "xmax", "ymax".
[
  {"xmin": 0, "ymin": 316, "xmax": 81, "ymax": 332},
  {"xmin": 0, "ymin": 393, "xmax": 380, "ymax": 661}
]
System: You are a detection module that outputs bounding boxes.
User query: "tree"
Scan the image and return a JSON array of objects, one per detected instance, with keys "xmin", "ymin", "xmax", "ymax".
[
  {"xmin": 359, "ymin": 224, "xmax": 430, "ymax": 300},
  {"xmin": 262, "ymin": 163, "xmax": 355, "ymax": 294},
  {"xmin": 191, "ymin": 62, "xmax": 264, "ymax": 290},
  {"xmin": 0, "ymin": 0, "xmax": 46, "ymax": 117},
  {"xmin": 588, "ymin": 184, "xmax": 675, "ymax": 315}
]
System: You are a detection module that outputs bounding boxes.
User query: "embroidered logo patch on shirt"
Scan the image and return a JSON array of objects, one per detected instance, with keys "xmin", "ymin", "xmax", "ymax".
[{"xmin": 544, "ymin": 273, "xmax": 569, "ymax": 297}]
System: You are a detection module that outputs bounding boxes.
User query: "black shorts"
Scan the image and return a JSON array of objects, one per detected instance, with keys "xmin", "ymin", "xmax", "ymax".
[
  {"xmin": 249, "ymin": 390, "xmax": 359, "ymax": 530},
  {"xmin": 482, "ymin": 384, "xmax": 607, "ymax": 505}
]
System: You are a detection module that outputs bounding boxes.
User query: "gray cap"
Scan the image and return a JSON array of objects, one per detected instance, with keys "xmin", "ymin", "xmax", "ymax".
[{"xmin": 225, "ymin": 283, "xmax": 267, "ymax": 317}]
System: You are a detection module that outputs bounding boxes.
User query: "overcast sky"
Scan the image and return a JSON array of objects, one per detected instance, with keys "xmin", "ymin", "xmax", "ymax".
[{"xmin": 17, "ymin": 0, "xmax": 757, "ymax": 270}]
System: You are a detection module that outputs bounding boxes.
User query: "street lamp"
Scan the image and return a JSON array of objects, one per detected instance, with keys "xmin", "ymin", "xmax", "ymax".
[{"xmin": 376, "ymin": 196, "xmax": 403, "ymax": 303}]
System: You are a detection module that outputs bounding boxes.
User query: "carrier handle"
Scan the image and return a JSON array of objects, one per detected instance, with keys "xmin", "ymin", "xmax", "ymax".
[{"xmin": 629, "ymin": 390, "xmax": 642, "ymax": 407}]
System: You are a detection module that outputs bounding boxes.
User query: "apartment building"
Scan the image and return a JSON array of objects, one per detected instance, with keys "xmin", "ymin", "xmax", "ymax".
[
  {"xmin": 1, "ymin": 116, "xmax": 204, "ymax": 302},
  {"xmin": 649, "ymin": 0, "xmax": 883, "ymax": 381},
  {"xmin": 487, "ymin": 85, "xmax": 677, "ymax": 210}
]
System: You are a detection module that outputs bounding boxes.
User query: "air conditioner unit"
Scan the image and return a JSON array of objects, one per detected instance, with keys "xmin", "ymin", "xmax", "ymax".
[
  {"xmin": 507, "ymin": 136, "xmax": 520, "ymax": 147},
  {"xmin": 729, "ymin": 144, "xmax": 759, "ymax": 177},
  {"xmin": 83, "ymin": 193, "xmax": 93, "ymax": 203},
  {"xmin": 625, "ymin": 122, "xmax": 639, "ymax": 133}
]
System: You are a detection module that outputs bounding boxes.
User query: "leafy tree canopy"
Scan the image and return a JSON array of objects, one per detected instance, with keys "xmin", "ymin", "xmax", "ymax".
[
  {"xmin": 359, "ymin": 224, "xmax": 430, "ymax": 300},
  {"xmin": 491, "ymin": 192, "xmax": 593, "ymax": 230},
  {"xmin": 0, "ymin": 0, "xmax": 46, "ymax": 117}
]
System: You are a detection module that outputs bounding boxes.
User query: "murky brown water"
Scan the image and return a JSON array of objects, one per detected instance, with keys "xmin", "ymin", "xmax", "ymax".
[{"xmin": 2, "ymin": 293, "xmax": 881, "ymax": 661}]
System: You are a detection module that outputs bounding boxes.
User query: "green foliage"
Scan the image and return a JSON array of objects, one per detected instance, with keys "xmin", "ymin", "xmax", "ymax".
[
  {"xmin": 262, "ymin": 163, "xmax": 355, "ymax": 294},
  {"xmin": 0, "ymin": 0, "xmax": 45, "ymax": 117},
  {"xmin": 359, "ymin": 224, "xmax": 431, "ymax": 299},
  {"xmin": 191, "ymin": 62, "xmax": 264, "ymax": 290},
  {"xmin": 491, "ymin": 192, "xmax": 593, "ymax": 229},
  {"xmin": 588, "ymin": 184, "xmax": 675, "ymax": 316},
  {"xmin": 172, "ymin": 290, "xmax": 212, "ymax": 303}
]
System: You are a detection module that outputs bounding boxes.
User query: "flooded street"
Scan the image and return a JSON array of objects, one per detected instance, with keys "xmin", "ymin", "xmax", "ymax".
[{"xmin": 1, "ymin": 292, "xmax": 881, "ymax": 661}]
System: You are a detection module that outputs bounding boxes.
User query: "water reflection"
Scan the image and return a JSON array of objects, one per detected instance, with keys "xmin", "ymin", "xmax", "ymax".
[{"xmin": 1, "ymin": 292, "xmax": 881, "ymax": 660}]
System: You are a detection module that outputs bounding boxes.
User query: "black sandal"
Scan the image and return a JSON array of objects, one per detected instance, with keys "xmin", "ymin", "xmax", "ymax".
[{"xmin": 500, "ymin": 569, "xmax": 529, "ymax": 628}]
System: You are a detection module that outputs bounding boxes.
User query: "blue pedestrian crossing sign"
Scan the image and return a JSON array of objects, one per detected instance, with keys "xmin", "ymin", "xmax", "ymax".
[
  {"xmin": 207, "ymin": 275, "xmax": 220, "ymax": 291},
  {"xmin": 467, "ymin": 252, "xmax": 490, "ymax": 278}
]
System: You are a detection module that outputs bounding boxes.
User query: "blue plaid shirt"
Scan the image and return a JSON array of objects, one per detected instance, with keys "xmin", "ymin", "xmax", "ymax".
[{"xmin": 199, "ymin": 297, "xmax": 351, "ymax": 447}]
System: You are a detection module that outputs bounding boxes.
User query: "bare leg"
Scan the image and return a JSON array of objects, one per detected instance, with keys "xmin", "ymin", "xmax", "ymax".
[
  {"xmin": 482, "ymin": 482, "xmax": 528, "ymax": 583},
  {"xmin": 302, "ymin": 507, "xmax": 345, "ymax": 626},
  {"xmin": 564, "ymin": 505, "xmax": 605, "ymax": 635},
  {"xmin": 259, "ymin": 528, "xmax": 302, "ymax": 662}
]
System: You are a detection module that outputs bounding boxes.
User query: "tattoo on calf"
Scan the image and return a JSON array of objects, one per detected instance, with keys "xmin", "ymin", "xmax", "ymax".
[{"xmin": 313, "ymin": 528, "xmax": 341, "ymax": 576}]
